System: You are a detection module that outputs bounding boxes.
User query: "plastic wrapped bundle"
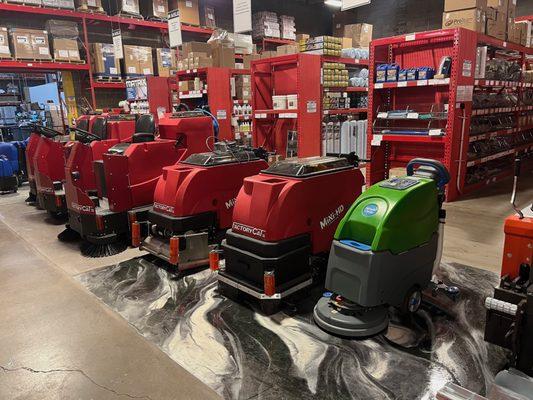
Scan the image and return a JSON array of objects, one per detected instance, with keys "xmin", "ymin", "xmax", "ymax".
[{"xmin": 45, "ymin": 20, "xmax": 79, "ymax": 39}]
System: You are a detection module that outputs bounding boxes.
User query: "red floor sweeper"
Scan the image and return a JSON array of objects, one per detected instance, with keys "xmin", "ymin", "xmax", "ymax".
[
  {"xmin": 67, "ymin": 111, "xmax": 213, "ymax": 257},
  {"xmin": 217, "ymin": 156, "xmax": 365, "ymax": 314},
  {"xmin": 138, "ymin": 141, "xmax": 269, "ymax": 270}
]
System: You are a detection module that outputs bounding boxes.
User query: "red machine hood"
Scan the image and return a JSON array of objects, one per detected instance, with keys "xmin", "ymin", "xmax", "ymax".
[
  {"xmin": 33, "ymin": 136, "xmax": 66, "ymax": 192},
  {"xmin": 152, "ymin": 159, "xmax": 268, "ymax": 229}
]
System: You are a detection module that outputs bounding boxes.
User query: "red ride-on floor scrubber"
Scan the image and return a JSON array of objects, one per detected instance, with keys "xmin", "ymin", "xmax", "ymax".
[
  {"xmin": 68, "ymin": 111, "xmax": 213, "ymax": 258},
  {"xmin": 139, "ymin": 141, "xmax": 269, "ymax": 271},
  {"xmin": 58, "ymin": 114, "xmax": 136, "ymax": 241},
  {"xmin": 217, "ymin": 156, "xmax": 365, "ymax": 314}
]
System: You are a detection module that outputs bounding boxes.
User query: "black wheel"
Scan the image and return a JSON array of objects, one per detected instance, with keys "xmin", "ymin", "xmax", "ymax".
[
  {"xmin": 401, "ymin": 286, "xmax": 422, "ymax": 314},
  {"xmin": 260, "ymin": 299, "xmax": 281, "ymax": 315}
]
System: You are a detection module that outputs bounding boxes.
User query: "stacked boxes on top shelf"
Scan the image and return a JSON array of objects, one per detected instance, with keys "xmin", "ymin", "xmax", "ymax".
[
  {"xmin": 280, "ymin": 15, "xmax": 296, "ymax": 41},
  {"xmin": 46, "ymin": 20, "xmax": 82, "ymax": 63},
  {"xmin": 10, "ymin": 28, "xmax": 52, "ymax": 61},
  {"xmin": 91, "ymin": 43, "xmax": 121, "ymax": 80},
  {"xmin": 123, "ymin": 45, "xmax": 153, "ymax": 77},
  {"xmin": 300, "ymin": 36, "xmax": 342, "ymax": 57},
  {"xmin": 252, "ymin": 11, "xmax": 280, "ymax": 40}
]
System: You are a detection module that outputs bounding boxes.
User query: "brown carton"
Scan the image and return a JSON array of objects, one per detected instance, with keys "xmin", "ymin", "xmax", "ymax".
[
  {"xmin": 442, "ymin": 9, "xmax": 486, "ymax": 32},
  {"xmin": 487, "ymin": 0, "xmax": 507, "ymax": 14},
  {"xmin": 276, "ymin": 44, "xmax": 299, "ymax": 56},
  {"xmin": 0, "ymin": 27, "xmax": 11, "ymax": 58},
  {"xmin": 155, "ymin": 48, "xmax": 175, "ymax": 77},
  {"xmin": 123, "ymin": 45, "xmax": 153, "ymax": 75},
  {"xmin": 444, "ymin": 0, "xmax": 487, "ymax": 12},
  {"xmin": 140, "ymin": 0, "xmax": 168, "ymax": 20},
  {"xmin": 296, "ymin": 33, "xmax": 310, "ymax": 42},
  {"xmin": 178, "ymin": 80, "xmax": 194, "ymax": 91},
  {"xmin": 10, "ymin": 28, "xmax": 51, "ymax": 60},
  {"xmin": 487, "ymin": 11, "xmax": 507, "ymax": 40},
  {"xmin": 343, "ymin": 23, "xmax": 373, "ymax": 48},
  {"xmin": 91, "ymin": 43, "xmax": 120, "ymax": 76},
  {"xmin": 76, "ymin": 0, "xmax": 103, "ymax": 11},
  {"xmin": 52, "ymin": 38, "xmax": 80, "ymax": 61},
  {"xmin": 507, "ymin": 0, "xmax": 516, "ymax": 18},
  {"xmin": 175, "ymin": 0, "xmax": 199, "ymax": 26},
  {"xmin": 261, "ymin": 51, "xmax": 277, "ymax": 59},
  {"xmin": 210, "ymin": 43, "xmax": 234, "ymax": 68},
  {"xmin": 202, "ymin": 5, "xmax": 216, "ymax": 28},
  {"xmin": 182, "ymin": 41, "xmax": 210, "ymax": 57}
]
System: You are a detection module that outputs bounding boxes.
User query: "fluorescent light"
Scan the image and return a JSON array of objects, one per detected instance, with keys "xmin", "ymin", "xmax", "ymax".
[{"xmin": 324, "ymin": 0, "xmax": 342, "ymax": 7}]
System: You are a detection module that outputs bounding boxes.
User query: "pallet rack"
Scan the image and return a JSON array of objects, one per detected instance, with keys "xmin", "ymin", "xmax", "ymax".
[
  {"xmin": 251, "ymin": 53, "xmax": 368, "ymax": 158},
  {"xmin": 169, "ymin": 67, "xmax": 251, "ymax": 141},
  {"xmin": 0, "ymin": 2, "xmax": 214, "ymax": 109},
  {"xmin": 366, "ymin": 28, "xmax": 533, "ymax": 201}
]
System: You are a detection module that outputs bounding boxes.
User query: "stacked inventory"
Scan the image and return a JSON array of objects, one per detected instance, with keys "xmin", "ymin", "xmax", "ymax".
[
  {"xmin": 46, "ymin": 20, "xmax": 81, "ymax": 63},
  {"xmin": 300, "ymin": 36, "xmax": 342, "ymax": 57},
  {"xmin": 366, "ymin": 27, "xmax": 533, "ymax": 202},
  {"xmin": 280, "ymin": 15, "xmax": 296, "ymax": 41},
  {"xmin": 252, "ymin": 12, "xmax": 280, "ymax": 40}
]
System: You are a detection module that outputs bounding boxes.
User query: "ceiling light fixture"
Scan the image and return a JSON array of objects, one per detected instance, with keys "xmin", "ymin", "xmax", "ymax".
[{"xmin": 324, "ymin": 0, "xmax": 342, "ymax": 7}]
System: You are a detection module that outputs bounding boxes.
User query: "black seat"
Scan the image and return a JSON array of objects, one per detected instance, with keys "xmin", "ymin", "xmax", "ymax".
[
  {"xmin": 91, "ymin": 117, "xmax": 108, "ymax": 140},
  {"xmin": 132, "ymin": 114, "xmax": 156, "ymax": 143},
  {"xmin": 77, "ymin": 118, "xmax": 89, "ymax": 132}
]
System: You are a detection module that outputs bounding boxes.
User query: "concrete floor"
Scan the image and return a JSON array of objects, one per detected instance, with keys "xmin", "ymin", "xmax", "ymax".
[{"xmin": 0, "ymin": 166, "xmax": 531, "ymax": 399}]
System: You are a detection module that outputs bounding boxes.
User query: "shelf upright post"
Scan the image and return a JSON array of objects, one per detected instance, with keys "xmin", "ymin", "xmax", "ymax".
[{"xmin": 81, "ymin": 16, "xmax": 96, "ymax": 110}]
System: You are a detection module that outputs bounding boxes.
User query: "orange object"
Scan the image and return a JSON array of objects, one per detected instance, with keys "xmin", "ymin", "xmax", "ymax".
[
  {"xmin": 209, "ymin": 251, "xmax": 220, "ymax": 271},
  {"xmin": 169, "ymin": 236, "xmax": 180, "ymax": 265},
  {"xmin": 55, "ymin": 195, "xmax": 62, "ymax": 207},
  {"xmin": 131, "ymin": 221, "xmax": 141, "ymax": 247},
  {"xmin": 501, "ymin": 213, "xmax": 533, "ymax": 280},
  {"xmin": 263, "ymin": 270, "xmax": 276, "ymax": 297},
  {"xmin": 95, "ymin": 214, "xmax": 104, "ymax": 231},
  {"xmin": 128, "ymin": 212, "xmax": 137, "ymax": 224}
]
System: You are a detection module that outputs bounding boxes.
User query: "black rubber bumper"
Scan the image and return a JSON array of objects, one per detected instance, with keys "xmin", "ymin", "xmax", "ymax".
[
  {"xmin": 68, "ymin": 209, "xmax": 128, "ymax": 243},
  {"xmin": 221, "ymin": 230, "xmax": 311, "ymax": 292},
  {"xmin": 148, "ymin": 209, "xmax": 216, "ymax": 234},
  {"xmin": 38, "ymin": 192, "xmax": 66, "ymax": 214}
]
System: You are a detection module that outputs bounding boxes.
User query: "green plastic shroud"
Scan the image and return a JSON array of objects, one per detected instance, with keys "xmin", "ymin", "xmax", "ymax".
[{"xmin": 334, "ymin": 176, "xmax": 439, "ymax": 255}]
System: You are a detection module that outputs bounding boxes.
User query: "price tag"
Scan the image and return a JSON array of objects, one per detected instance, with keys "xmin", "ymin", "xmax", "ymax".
[
  {"xmin": 397, "ymin": 81, "xmax": 407, "ymax": 87},
  {"xmin": 306, "ymin": 100, "xmax": 317, "ymax": 113},
  {"xmin": 374, "ymin": 83, "xmax": 383, "ymax": 89},
  {"xmin": 168, "ymin": 9, "xmax": 182, "ymax": 48},
  {"xmin": 407, "ymin": 112, "xmax": 419, "ymax": 119},
  {"xmin": 405, "ymin": 34, "xmax": 416, "ymax": 41},
  {"xmin": 377, "ymin": 112, "xmax": 388, "ymax": 119},
  {"xmin": 371, "ymin": 134, "xmax": 383, "ymax": 146},
  {"xmin": 112, "ymin": 29, "xmax": 123, "ymax": 59},
  {"xmin": 217, "ymin": 110, "xmax": 227, "ymax": 120},
  {"xmin": 429, "ymin": 129, "xmax": 442, "ymax": 136},
  {"xmin": 417, "ymin": 80, "xmax": 428, "ymax": 86}
]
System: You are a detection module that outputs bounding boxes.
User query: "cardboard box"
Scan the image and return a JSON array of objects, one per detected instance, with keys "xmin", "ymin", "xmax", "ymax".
[
  {"xmin": 202, "ymin": 5, "xmax": 216, "ymax": 28},
  {"xmin": 155, "ymin": 48, "xmax": 175, "ymax": 77},
  {"xmin": 296, "ymin": 34, "xmax": 310, "ymax": 42},
  {"xmin": 343, "ymin": 23, "xmax": 373, "ymax": 48},
  {"xmin": 276, "ymin": 44, "xmax": 299, "ymax": 56},
  {"xmin": 485, "ymin": 7, "xmax": 498, "ymax": 20},
  {"xmin": 140, "ymin": 0, "xmax": 168, "ymax": 20},
  {"xmin": 182, "ymin": 41, "xmax": 210, "ymax": 57},
  {"xmin": 507, "ymin": 20, "xmax": 527, "ymax": 44},
  {"xmin": 178, "ymin": 80, "xmax": 194, "ymax": 91},
  {"xmin": 487, "ymin": 11, "xmax": 507, "ymax": 40},
  {"xmin": 0, "ymin": 27, "xmax": 11, "ymax": 58},
  {"xmin": 487, "ymin": 0, "xmax": 506, "ymax": 14},
  {"xmin": 52, "ymin": 38, "xmax": 80, "ymax": 61},
  {"xmin": 91, "ymin": 43, "xmax": 120, "ymax": 76},
  {"xmin": 242, "ymin": 53, "xmax": 260, "ymax": 69},
  {"xmin": 109, "ymin": 0, "xmax": 140, "ymax": 15},
  {"xmin": 507, "ymin": 0, "xmax": 516, "ymax": 18},
  {"xmin": 442, "ymin": 9, "xmax": 486, "ymax": 32},
  {"xmin": 341, "ymin": 37, "xmax": 352, "ymax": 49},
  {"xmin": 76, "ymin": 0, "xmax": 103, "ymax": 11},
  {"xmin": 444, "ymin": 0, "xmax": 487, "ymax": 12},
  {"xmin": 261, "ymin": 51, "xmax": 277, "ymax": 59},
  {"xmin": 176, "ymin": 0, "xmax": 199, "ymax": 26},
  {"xmin": 123, "ymin": 45, "xmax": 153, "ymax": 75},
  {"xmin": 10, "ymin": 28, "xmax": 51, "ymax": 60},
  {"xmin": 210, "ymin": 43, "xmax": 234, "ymax": 68}
]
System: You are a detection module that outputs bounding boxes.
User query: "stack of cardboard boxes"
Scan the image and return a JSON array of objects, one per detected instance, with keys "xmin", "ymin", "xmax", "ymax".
[
  {"xmin": 123, "ymin": 45, "xmax": 153, "ymax": 76},
  {"xmin": 9, "ymin": 28, "xmax": 52, "ymax": 61},
  {"xmin": 139, "ymin": 0, "xmax": 168, "ymax": 20},
  {"xmin": 177, "ymin": 40, "xmax": 245, "ymax": 70},
  {"xmin": 0, "ymin": 28, "xmax": 11, "ymax": 59},
  {"xmin": 233, "ymin": 75, "xmax": 251, "ymax": 101},
  {"xmin": 171, "ymin": 0, "xmax": 200, "ymax": 26},
  {"xmin": 46, "ymin": 20, "xmax": 81, "ymax": 63},
  {"xmin": 442, "ymin": 0, "xmax": 528, "ymax": 46},
  {"xmin": 155, "ymin": 48, "xmax": 176, "ymax": 77},
  {"xmin": 91, "ymin": 43, "xmax": 121, "ymax": 77},
  {"xmin": 333, "ymin": 23, "xmax": 373, "ymax": 49}
]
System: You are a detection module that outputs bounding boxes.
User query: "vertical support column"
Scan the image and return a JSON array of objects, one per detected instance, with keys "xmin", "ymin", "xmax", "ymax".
[
  {"xmin": 81, "ymin": 16, "xmax": 96, "ymax": 110},
  {"xmin": 297, "ymin": 53, "xmax": 322, "ymax": 157}
]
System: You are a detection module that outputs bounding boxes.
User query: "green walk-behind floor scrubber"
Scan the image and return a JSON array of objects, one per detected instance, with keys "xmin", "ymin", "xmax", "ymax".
[{"xmin": 314, "ymin": 158, "xmax": 456, "ymax": 338}]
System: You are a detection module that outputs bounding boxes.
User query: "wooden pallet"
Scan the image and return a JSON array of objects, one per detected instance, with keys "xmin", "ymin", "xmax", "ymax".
[
  {"xmin": 53, "ymin": 58, "xmax": 86, "ymax": 64},
  {"xmin": 146, "ymin": 16, "xmax": 167, "ymax": 22},
  {"xmin": 14, "ymin": 57, "xmax": 53, "ymax": 62},
  {"xmin": 5, "ymin": 0, "xmax": 42, "ymax": 6},
  {"xmin": 76, "ymin": 6, "xmax": 107, "ymax": 14},
  {"xmin": 94, "ymin": 75, "xmax": 123, "ymax": 83},
  {"xmin": 0, "ymin": 56, "xmax": 14, "ymax": 61},
  {"xmin": 115, "ymin": 11, "xmax": 143, "ymax": 20}
]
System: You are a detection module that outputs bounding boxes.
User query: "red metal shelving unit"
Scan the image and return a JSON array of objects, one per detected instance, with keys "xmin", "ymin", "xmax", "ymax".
[
  {"xmin": 366, "ymin": 27, "xmax": 533, "ymax": 201},
  {"xmin": 0, "ymin": 2, "xmax": 215, "ymax": 109},
  {"xmin": 250, "ymin": 53, "xmax": 369, "ymax": 158},
  {"xmin": 169, "ymin": 67, "xmax": 251, "ymax": 141}
]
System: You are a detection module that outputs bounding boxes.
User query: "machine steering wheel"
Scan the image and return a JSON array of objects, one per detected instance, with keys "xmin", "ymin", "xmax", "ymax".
[
  {"xmin": 406, "ymin": 158, "xmax": 450, "ymax": 190},
  {"xmin": 69, "ymin": 126, "xmax": 101, "ymax": 143}
]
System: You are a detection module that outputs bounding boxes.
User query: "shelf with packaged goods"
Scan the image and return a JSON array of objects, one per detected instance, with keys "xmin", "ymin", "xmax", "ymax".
[
  {"xmin": 324, "ymin": 87, "xmax": 368, "ymax": 92},
  {"xmin": 91, "ymin": 81, "xmax": 126, "ymax": 89},
  {"xmin": 322, "ymin": 56, "xmax": 369, "ymax": 66},
  {"xmin": 374, "ymin": 78, "xmax": 450, "ymax": 90},
  {"xmin": 254, "ymin": 110, "xmax": 298, "ymax": 118},
  {"xmin": 0, "ymin": 60, "xmax": 90, "ymax": 72},
  {"xmin": 178, "ymin": 90, "xmax": 207, "ymax": 99},
  {"xmin": 323, "ymin": 108, "xmax": 367, "ymax": 115},
  {"xmin": 366, "ymin": 27, "xmax": 533, "ymax": 202},
  {"xmin": 469, "ymin": 125, "xmax": 533, "ymax": 142},
  {"xmin": 466, "ymin": 142, "xmax": 533, "ymax": 168}
]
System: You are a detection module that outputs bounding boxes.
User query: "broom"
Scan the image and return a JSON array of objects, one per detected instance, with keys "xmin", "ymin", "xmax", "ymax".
[
  {"xmin": 57, "ymin": 224, "xmax": 80, "ymax": 242},
  {"xmin": 80, "ymin": 239, "xmax": 128, "ymax": 258}
]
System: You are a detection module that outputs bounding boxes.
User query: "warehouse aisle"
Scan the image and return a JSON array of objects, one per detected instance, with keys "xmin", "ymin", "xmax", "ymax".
[{"xmin": 0, "ymin": 218, "xmax": 220, "ymax": 399}]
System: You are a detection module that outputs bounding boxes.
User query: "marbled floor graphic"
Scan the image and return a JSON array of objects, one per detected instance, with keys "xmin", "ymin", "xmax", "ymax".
[{"xmin": 77, "ymin": 256, "xmax": 510, "ymax": 400}]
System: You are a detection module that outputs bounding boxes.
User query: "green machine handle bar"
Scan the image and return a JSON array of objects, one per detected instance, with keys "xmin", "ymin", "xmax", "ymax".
[{"xmin": 406, "ymin": 158, "xmax": 450, "ymax": 190}]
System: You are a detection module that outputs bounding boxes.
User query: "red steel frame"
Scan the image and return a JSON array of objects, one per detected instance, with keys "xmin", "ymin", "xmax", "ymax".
[
  {"xmin": 0, "ymin": 2, "xmax": 214, "ymax": 108},
  {"xmin": 169, "ymin": 67, "xmax": 250, "ymax": 141},
  {"xmin": 366, "ymin": 28, "xmax": 533, "ymax": 202}
]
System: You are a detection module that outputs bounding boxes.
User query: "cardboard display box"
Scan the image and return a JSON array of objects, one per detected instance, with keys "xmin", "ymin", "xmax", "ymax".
[
  {"xmin": 91, "ymin": 43, "xmax": 120, "ymax": 76},
  {"xmin": 444, "ymin": 0, "xmax": 487, "ymax": 12},
  {"xmin": 10, "ymin": 28, "xmax": 51, "ymax": 60},
  {"xmin": 140, "ymin": 0, "xmax": 168, "ymax": 19},
  {"xmin": 155, "ymin": 48, "xmax": 175, "ymax": 77},
  {"xmin": 0, "ymin": 27, "xmax": 11, "ymax": 59},
  {"xmin": 173, "ymin": 0, "xmax": 199, "ymax": 26},
  {"xmin": 442, "ymin": 9, "xmax": 486, "ymax": 33},
  {"xmin": 182, "ymin": 41, "xmax": 210, "ymax": 57},
  {"xmin": 123, "ymin": 45, "xmax": 153, "ymax": 75},
  {"xmin": 210, "ymin": 43, "xmax": 234, "ymax": 68},
  {"xmin": 487, "ymin": 11, "xmax": 507, "ymax": 40},
  {"xmin": 52, "ymin": 38, "xmax": 80, "ymax": 61},
  {"xmin": 342, "ymin": 24, "xmax": 372, "ymax": 48}
]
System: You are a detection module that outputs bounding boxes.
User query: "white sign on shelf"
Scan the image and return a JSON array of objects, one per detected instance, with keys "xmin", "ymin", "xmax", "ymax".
[
  {"xmin": 168, "ymin": 9, "xmax": 182, "ymax": 48},
  {"xmin": 217, "ymin": 110, "xmax": 227, "ymax": 120},
  {"xmin": 233, "ymin": 0, "xmax": 252, "ymax": 33},
  {"xmin": 112, "ymin": 29, "xmax": 123, "ymax": 59},
  {"xmin": 341, "ymin": 0, "xmax": 371, "ymax": 11}
]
